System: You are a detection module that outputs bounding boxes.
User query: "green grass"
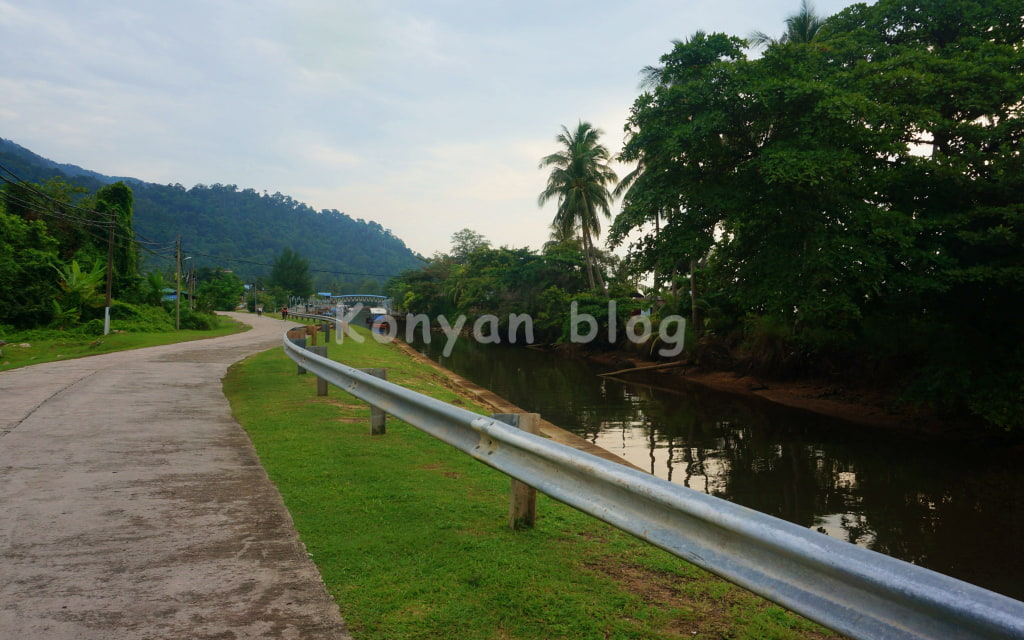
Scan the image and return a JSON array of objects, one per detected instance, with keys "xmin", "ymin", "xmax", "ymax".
[
  {"xmin": 224, "ymin": 328, "xmax": 842, "ymax": 640},
  {"xmin": 0, "ymin": 315, "xmax": 248, "ymax": 372}
]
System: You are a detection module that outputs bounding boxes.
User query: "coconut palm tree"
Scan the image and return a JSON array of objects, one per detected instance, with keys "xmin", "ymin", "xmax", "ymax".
[
  {"xmin": 538, "ymin": 121, "xmax": 618, "ymax": 295},
  {"xmin": 749, "ymin": 0, "xmax": 827, "ymax": 48}
]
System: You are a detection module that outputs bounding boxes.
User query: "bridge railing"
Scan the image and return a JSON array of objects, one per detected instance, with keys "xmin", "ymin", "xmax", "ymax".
[{"xmin": 282, "ymin": 326, "xmax": 1024, "ymax": 640}]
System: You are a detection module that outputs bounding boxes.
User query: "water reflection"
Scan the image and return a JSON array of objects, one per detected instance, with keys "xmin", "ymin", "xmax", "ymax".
[{"xmin": 409, "ymin": 334, "xmax": 1024, "ymax": 600}]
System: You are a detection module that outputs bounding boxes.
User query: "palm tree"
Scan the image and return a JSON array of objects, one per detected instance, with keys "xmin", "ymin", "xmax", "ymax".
[
  {"xmin": 538, "ymin": 121, "xmax": 618, "ymax": 295},
  {"xmin": 749, "ymin": 0, "xmax": 827, "ymax": 48}
]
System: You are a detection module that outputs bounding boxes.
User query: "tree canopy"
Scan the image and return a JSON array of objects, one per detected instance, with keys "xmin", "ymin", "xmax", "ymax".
[
  {"xmin": 539, "ymin": 121, "xmax": 619, "ymax": 294},
  {"xmin": 269, "ymin": 247, "xmax": 314, "ymax": 298},
  {"xmin": 611, "ymin": 0, "xmax": 1024, "ymax": 429}
]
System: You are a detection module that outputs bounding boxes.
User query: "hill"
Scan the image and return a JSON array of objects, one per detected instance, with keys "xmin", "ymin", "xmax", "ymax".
[{"xmin": 0, "ymin": 138, "xmax": 423, "ymax": 293}]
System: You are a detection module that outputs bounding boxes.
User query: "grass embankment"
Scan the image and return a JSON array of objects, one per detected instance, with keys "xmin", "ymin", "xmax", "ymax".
[
  {"xmin": 224, "ymin": 328, "xmax": 840, "ymax": 640},
  {"xmin": 0, "ymin": 315, "xmax": 248, "ymax": 372}
]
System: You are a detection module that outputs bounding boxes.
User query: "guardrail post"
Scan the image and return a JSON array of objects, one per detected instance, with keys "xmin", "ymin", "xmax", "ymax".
[
  {"xmin": 287, "ymin": 329, "xmax": 307, "ymax": 373},
  {"xmin": 306, "ymin": 324, "xmax": 321, "ymax": 345},
  {"xmin": 306, "ymin": 345, "xmax": 329, "ymax": 395},
  {"xmin": 493, "ymin": 413, "xmax": 540, "ymax": 530},
  {"xmin": 360, "ymin": 368, "xmax": 388, "ymax": 435}
]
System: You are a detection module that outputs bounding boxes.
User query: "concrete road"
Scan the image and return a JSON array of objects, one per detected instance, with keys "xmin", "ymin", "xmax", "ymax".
[{"xmin": 0, "ymin": 313, "xmax": 351, "ymax": 639}]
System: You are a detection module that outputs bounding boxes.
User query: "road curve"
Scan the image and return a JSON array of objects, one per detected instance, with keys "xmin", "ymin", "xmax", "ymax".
[{"xmin": 0, "ymin": 313, "xmax": 351, "ymax": 639}]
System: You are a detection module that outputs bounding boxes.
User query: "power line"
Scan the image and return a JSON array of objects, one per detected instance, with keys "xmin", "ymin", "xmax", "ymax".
[
  {"xmin": 0, "ymin": 163, "xmax": 116, "ymax": 221},
  {"xmin": 0, "ymin": 187, "xmax": 114, "ymax": 228},
  {"xmin": 183, "ymin": 249, "xmax": 400, "ymax": 278}
]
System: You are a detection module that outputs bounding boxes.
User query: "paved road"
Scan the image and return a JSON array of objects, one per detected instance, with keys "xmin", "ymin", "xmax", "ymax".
[{"xmin": 0, "ymin": 313, "xmax": 351, "ymax": 639}]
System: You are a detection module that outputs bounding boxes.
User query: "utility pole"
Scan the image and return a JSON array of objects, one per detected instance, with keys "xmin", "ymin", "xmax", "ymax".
[
  {"xmin": 103, "ymin": 211, "xmax": 115, "ymax": 335},
  {"xmin": 175, "ymin": 235, "xmax": 181, "ymax": 331}
]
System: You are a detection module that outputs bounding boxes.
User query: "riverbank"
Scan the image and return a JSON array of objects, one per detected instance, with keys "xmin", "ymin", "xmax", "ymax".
[
  {"xmin": 389, "ymin": 340, "xmax": 646, "ymax": 472},
  {"xmin": 573, "ymin": 347, "xmax": 977, "ymax": 438}
]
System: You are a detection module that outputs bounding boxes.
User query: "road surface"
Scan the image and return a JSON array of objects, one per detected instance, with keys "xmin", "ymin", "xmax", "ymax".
[{"xmin": 0, "ymin": 313, "xmax": 351, "ymax": 639}]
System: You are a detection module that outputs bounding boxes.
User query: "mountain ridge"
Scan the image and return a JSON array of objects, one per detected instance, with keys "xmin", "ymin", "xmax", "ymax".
[{"xmin": 0, "ymin": 137, "xmax": 423, "ymax": 292}]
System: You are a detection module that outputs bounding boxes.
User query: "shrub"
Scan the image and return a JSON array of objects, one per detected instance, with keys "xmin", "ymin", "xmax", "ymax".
[{"xmin": 178, "ymin": 308, "xmax": 220, "ymax": 331}]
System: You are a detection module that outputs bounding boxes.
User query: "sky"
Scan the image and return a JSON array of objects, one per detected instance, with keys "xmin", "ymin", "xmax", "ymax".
[{"xmin": 0, "ymin": 0, "xmax": 863, "ymax": 259}]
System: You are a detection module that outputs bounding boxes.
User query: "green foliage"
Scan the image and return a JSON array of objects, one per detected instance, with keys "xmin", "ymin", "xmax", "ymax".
[
  {"xmin": 268, "ymin": 247, "xmax": 313, "ymax": 298},
  {"xmin": 140, "ymin": 271, "xmax": 167, "ymax": 306},
  {"xmin": 176, "ymin": 307, "xmax": 219, "ymax": 331},
  {"xmin": 539, "ymin": 122, "xmax": 618, "ymax": 294},
  {"xmin": 49, "ymin": 300, "xmax": 80, "ymax": 331},
  {"xmin": 109, "ymin": 300, "xmax": 176, "ymax": 332},
  {"xmin": 449, "ymin": 228, "xmax": 491, "ymax": 260},
  {"xmin": 0, "ymin": 140, "xmax": 424, "ymax": 323},
  {"xmin": 54, "ymin": 259, "xmax": 106, "ymax": 311},
  {"xmin": 616, "ymin": 0, "xmax": 1024, "ymax": 430},
  {"xmin": 93, "ymin": 181, "xmax": 138, "ymax": 296},
  {"xmin": 391, "ymin": 241, "xmax": 607, "ymax": 344},
  {"xmin": 196, "ymin": 269, "xmax": 244, "ymax": 311},
  {"xmin": 0, "ymin": 207, "xmax": 60, "ymax": 328},
  {"xmin": 128, "ymin": 182, "xmax": 423, "ymax": 289}
]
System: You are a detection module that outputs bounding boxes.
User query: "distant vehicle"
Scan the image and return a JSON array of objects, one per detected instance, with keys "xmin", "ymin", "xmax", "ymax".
[{"xmin": 369, "ymin": 308, "xmax": 391, "ymax": 334}]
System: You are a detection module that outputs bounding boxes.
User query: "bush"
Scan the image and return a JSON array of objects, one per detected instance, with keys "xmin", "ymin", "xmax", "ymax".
[
  {"xmin": 80, "ymin": 318, "xmax": 105, "ymax": 336},
  {"xmin": 178, "ymin": 308, "xmax": 220, "ymax": 331},
  {"xmin": 110, "ymin": 301, "xmax": 175, "ymax": 332}
]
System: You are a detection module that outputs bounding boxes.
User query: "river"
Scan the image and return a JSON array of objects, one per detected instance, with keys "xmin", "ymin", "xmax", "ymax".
[{"xmin": 404, "ymin": 332, "xmax": 1023, "ymax": 601}]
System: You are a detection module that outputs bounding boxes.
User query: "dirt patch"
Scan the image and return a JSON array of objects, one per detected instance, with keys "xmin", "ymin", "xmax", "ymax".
[{"xmin": 583, "ymin": 556, "xmax": 844, "ymax": 639}]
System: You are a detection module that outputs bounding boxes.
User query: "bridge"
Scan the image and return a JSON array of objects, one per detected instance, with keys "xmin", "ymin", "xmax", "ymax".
[
  {"xmin": 289, "ymin": 294, "xmax": 393, "ymax": 316},
  {"xmin": 331, "ymin": 294, "xmax": 392, "ymax": 311}
]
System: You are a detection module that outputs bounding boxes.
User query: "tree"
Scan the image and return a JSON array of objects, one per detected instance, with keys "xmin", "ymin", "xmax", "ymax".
[
  {"xmin": 749, "ymin": 0, "xmax": 828, "ymax": 48},
  {"xmin": 449, "ymin": 228, "xmax": 491, "ymax": 261},
  {"xmin": 824, "ymin": 0, "xmax": 1024, "ymax": 427},
  {"xmin": 268, "ymin": 247, "xmax": 313, "ymax": 298},
  {"xmin": 93, "ymin": 181, "xmax": 138, "ymax": 297},
  {"xmin": 613, "ymin": 31, "xmax": 748, "ymax": 330},
  {"xmin": 53, "ymin": 259, "xmax": 106, "ymax": 327},
  {"xmin": 617, "ymin": 0, "xmax": 1024, "ymax": 429},
  {"xmin": 538, "ymin": 121, "xmax": 618, "ymax": 295},
  {"xmin": 196, "ymin": 269, "xmax": 244, "ymax": 312},
  {"xmin": 0, "ymin": 207, "xmax": 60, "ymax": 328}
]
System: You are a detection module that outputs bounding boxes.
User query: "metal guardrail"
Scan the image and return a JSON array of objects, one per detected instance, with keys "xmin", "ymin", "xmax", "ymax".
[{"xmin": 283, "ymin": 328, "xmax": 1024, "ymax": 640}]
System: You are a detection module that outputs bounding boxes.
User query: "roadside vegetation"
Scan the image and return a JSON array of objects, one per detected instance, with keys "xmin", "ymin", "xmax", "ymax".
[{"xmin": 224, "ymin": 327, "xmax": 840, "ymax": 640}]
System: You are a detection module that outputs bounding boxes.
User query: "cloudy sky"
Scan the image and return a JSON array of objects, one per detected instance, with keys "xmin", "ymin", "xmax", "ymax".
[{"xmin": 1, "ymin": 0, "xmax": 862, "ymax": 258}]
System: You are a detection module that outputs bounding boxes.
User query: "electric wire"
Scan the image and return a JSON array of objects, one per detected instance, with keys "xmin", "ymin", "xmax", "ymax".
[
  {"xmin": 0, "ymin": 163, "xmax": 116, "ymax": 221},
  {"xmin": 0, "ymin": 188, "xmax": 114, "ymax": 228}
]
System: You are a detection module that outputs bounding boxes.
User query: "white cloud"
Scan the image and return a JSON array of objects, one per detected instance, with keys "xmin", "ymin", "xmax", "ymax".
[{"xmin": 0, "ymin": 0, "xmax": 865, "ymax": 258}]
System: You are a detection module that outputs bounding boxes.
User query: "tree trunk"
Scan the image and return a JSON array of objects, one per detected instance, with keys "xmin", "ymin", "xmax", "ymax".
[
  {"xmin": 689, "ymin": 258, "xmax": 698, "ymax": 335},
  {"xmin": 651, "ymin": 211, "xmax": 661, "ymax": 290},
  {"xmin": 593, "ymin": 242, "xmax": 608, "ymax": 297},
  {"xmin": 581, "ymin": 230, "xmax": 597, "ymax": 292}
]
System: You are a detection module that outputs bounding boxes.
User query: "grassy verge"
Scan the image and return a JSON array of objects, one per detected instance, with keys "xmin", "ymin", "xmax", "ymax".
[
  {"xmin": 0, "ymin": 315, "xmax": 248, "ymax": 372},
  {"xmin": 224, "ymin": 328, "xmax": 841, "ymax": 640}
]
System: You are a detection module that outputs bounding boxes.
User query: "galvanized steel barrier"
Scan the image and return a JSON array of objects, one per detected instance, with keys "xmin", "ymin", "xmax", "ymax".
[{"xmin": 283, "ymin": 330, "xmax": 1024, "ymax": 640}]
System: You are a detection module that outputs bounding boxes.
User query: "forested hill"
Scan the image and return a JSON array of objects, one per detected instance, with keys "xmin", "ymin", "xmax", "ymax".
[
  {"xmin": 0, "ymin": 138, "xmax": 424, "ymax": 291},
  {"xmin": 133, "ymin": 183, "xmax": 424, "ymax": 291}
]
